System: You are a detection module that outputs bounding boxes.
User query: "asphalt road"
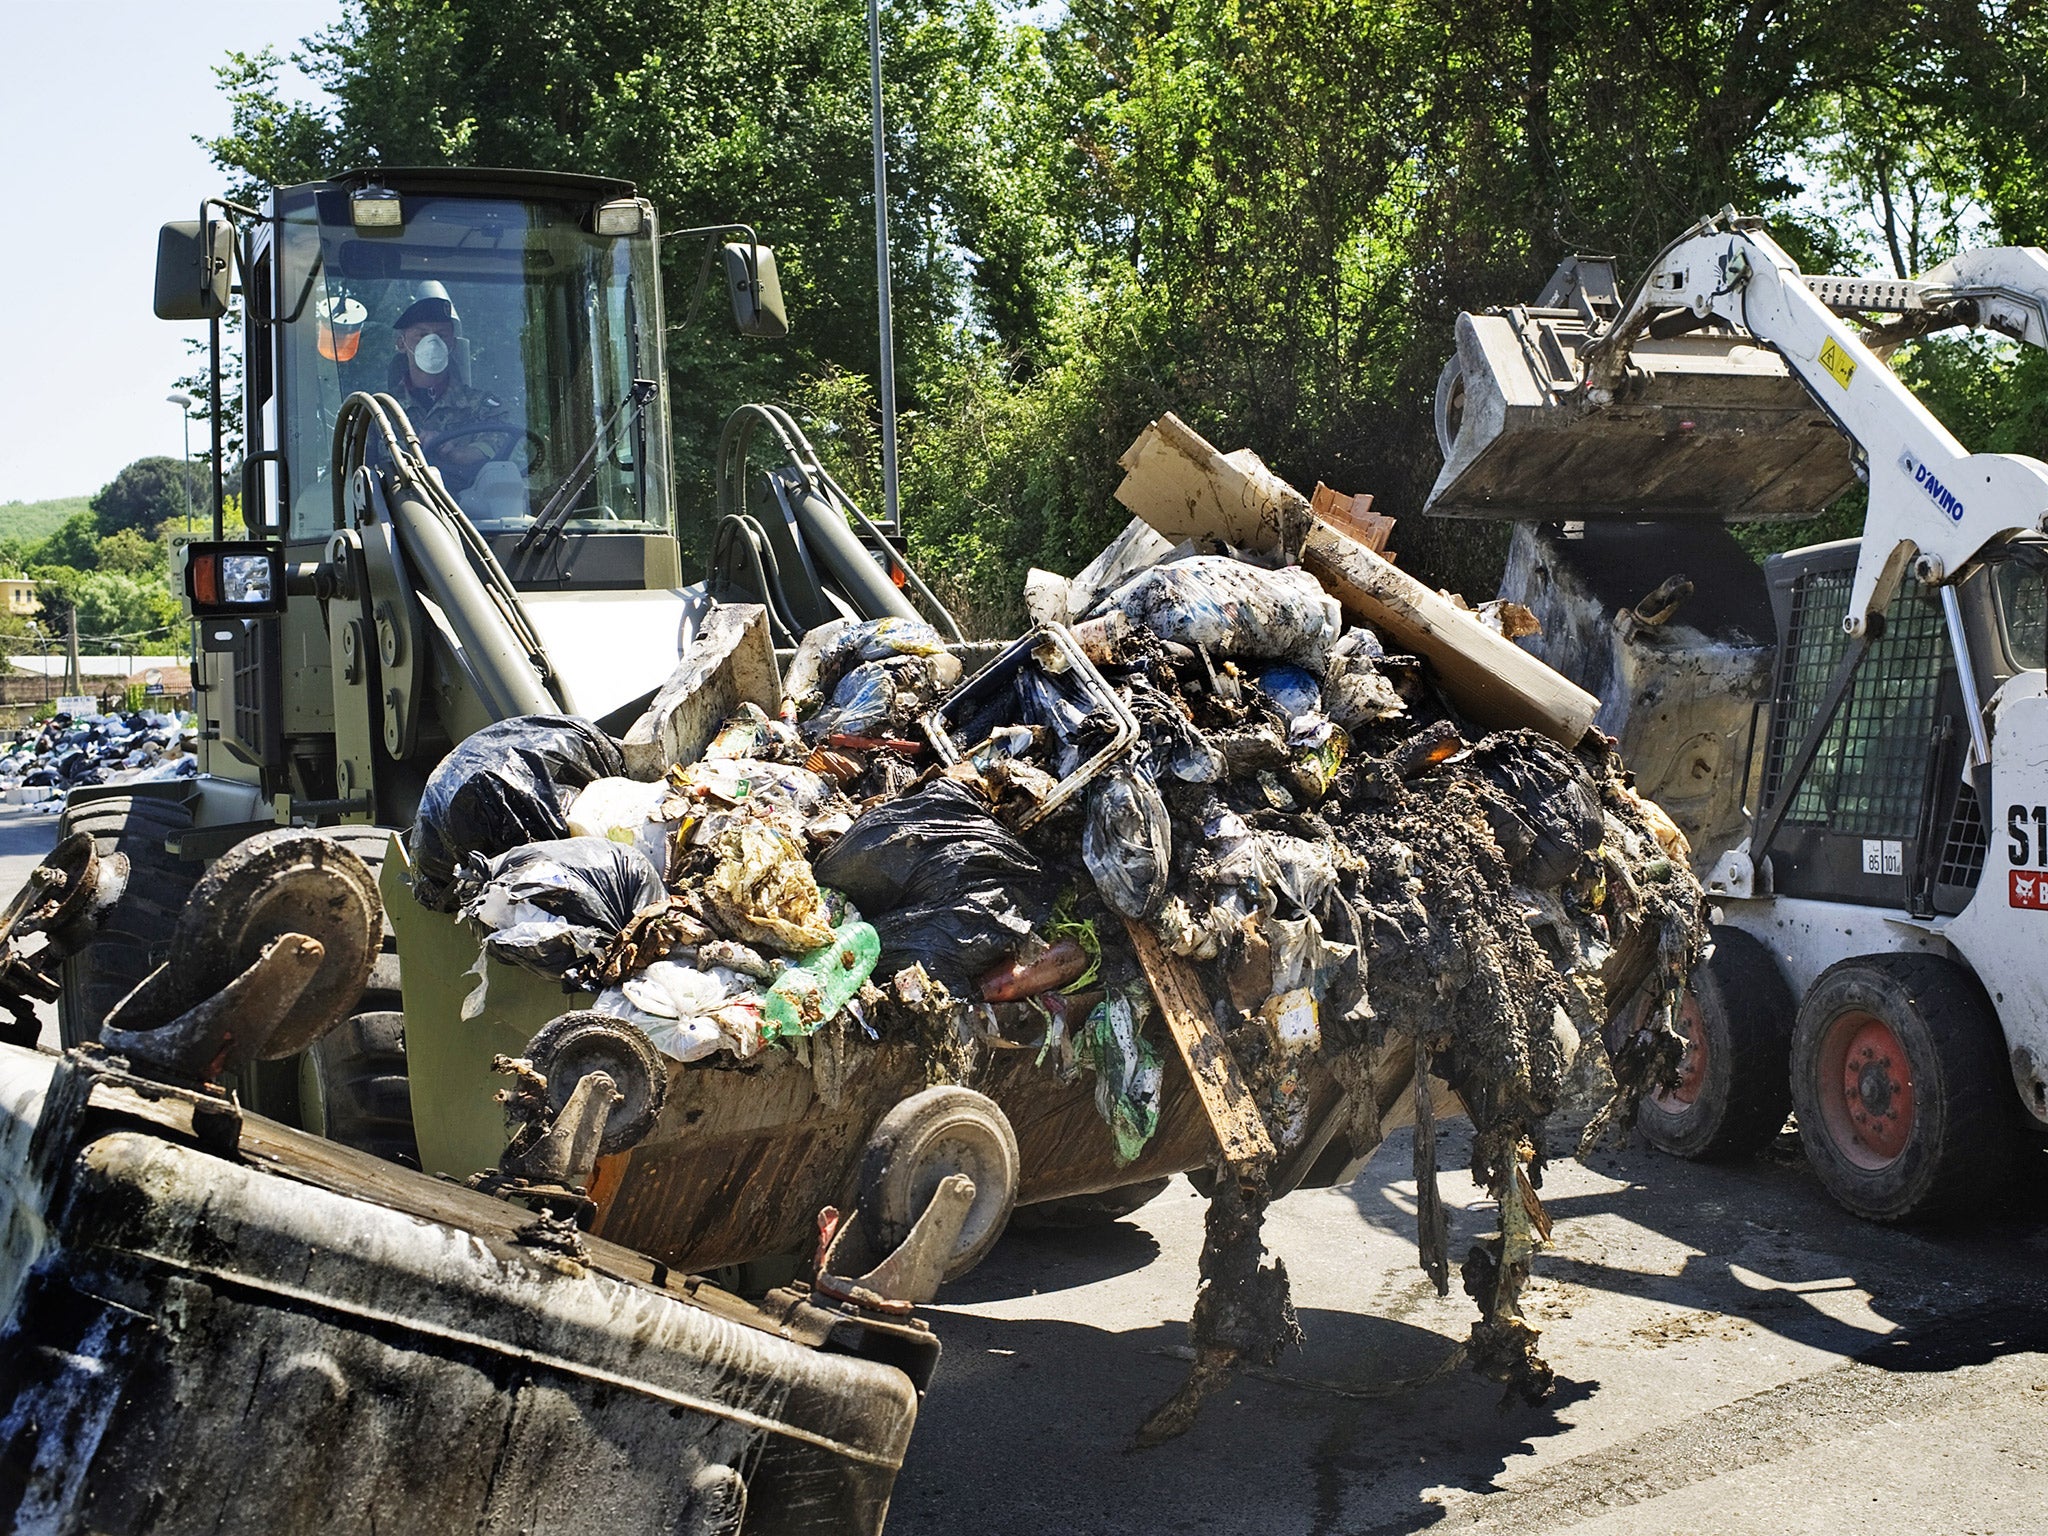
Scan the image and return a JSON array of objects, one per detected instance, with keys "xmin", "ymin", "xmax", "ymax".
[
  {"xmin": 3, "ymin": 807, "xmax": 2043, "ymax": 1532},
  {"xmin": 0, "ymin": 803, "xmax": 63, "ymax": 1049},
  {"xmin": 889, "ymin": 1124, "xmax": 2048, "ymax": 1534}
]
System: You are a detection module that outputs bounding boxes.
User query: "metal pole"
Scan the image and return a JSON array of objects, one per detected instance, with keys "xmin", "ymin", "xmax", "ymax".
[
  {"xmin": 181, "ymin": 411, "xmax": 193, "ymax": 531},
  {"xmin": 867, "ymin": 0, "xmax": 901, "ymax": 533},
  {"xmin": 208, "ymin": 316, "xmax": 225, "ymax": 541}
]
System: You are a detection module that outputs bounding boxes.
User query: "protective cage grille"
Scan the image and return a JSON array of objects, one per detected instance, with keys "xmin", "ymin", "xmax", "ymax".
[
  {"xmin": 1936, "ymin": 780, "xmax": 1988, "ymax": 893},
  {"xmin": 1763, "ymin": 570, "xmax": 1949, "ymax": 839}
]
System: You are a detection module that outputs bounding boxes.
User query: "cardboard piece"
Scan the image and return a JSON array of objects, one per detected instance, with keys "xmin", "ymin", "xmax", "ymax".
[
  {"xmin": 619, "ymin": 604, "xmax": 780, "ymax": 779},
  {"xmin": 1114, "ymin": 414, "xmax": 1312, "ymax": 555}
]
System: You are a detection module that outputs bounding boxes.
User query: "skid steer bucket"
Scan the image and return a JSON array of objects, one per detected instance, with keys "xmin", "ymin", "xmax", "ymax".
[{"xmin": 1426, "ymin": 262, "xmax": 1859, "ymax": 522}]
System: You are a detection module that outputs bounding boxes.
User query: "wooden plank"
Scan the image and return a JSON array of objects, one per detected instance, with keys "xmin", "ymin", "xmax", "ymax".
[
  {"xmin": 1113, "ymin": 413, "xmax": 1311, "ymax": 553},
  {"xmin": 1310, "ymin": 481, "xmax": 1396, "ymax": 554},
  {"xmin": 1124, "ymin": 918, "xmax": 1276, "ymax": 1177},
  {"xmin": 1303, "ymin": 521, "xmax": 1600, "ymax": 746}
]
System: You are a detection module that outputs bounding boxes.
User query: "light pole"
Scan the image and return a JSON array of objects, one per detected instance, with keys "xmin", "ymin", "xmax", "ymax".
[
  {"xmin": 867, "ymin": 0, "xmax": 900, "ymax": 533},
  {"xmin": 166, "ymin": 392, "xmax": 196, "ymax": 530}
]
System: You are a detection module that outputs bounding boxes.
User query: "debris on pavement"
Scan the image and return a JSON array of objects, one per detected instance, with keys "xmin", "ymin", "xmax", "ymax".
[
  {"xmin": 0, "ymin": 707, "xmax": 198, "ymax": 804},
  {"xmin": 391, "ymin": 413, "xmax": 1706, "ymax": 1443}
]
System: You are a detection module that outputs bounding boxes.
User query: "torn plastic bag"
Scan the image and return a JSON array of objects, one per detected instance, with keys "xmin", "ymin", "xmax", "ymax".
[
  {"xmin": 1075, "ymin": 981, "xmax": 1164, "ymax": 1164},
  {"xmin": 810, "ymin": 777, "xmax": 1045, "ymax": 988},
  {"xmin": 594, "ymin": 959, "xmax": 764, "ymax": 1062},
  {"xmin": 704, "ymin": 703, "xmax": 802, "ymax": 761},
  {"xmin": 410, "ymin": 715, "xmax": 626, "ymax": 911},
  {"xmin": 1083, "ymin": 768, "xmax": 1173, "ymax": 920},
  {"xmin": 787, "ymin": 616, "xmax": 949, "ymax": 711},
  {"xmin": 664, "ymin": 757, "xmax": 834, "ymax": 843},
  {"xmin": 1254, "ymin": 665, "xmax": 1322, "ymax": 724},
  {"xmin": 803, "ymin": 653, "xmax": 963, "ymax": 743},
  {"xmin": 568, "ymin": 777, "xmax": 669, "ymax": 842},
  {"xmin": 1096, "ymin": 555, "xmax": 1341, "ymax": 668},
  {"xmin": 454, "ymin": 835, "xmax": 665, "ymax": 984},
  {"xmin": 701, "ymin": 821, "xmax": 838, "ymax": 953}
]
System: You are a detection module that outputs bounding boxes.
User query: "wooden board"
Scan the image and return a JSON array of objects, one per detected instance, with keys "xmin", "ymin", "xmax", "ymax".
[
  {"xmin": 1302, "ymin": 521, "xmax": 1600, "ymax": 747},
  {"xmin": 1310, "ymin": 482, "xmax": 1396, "ymax": 554},
  {"xmin": 1125, "ymin": 918, "xmax": 1276, "ymax": 1177}
]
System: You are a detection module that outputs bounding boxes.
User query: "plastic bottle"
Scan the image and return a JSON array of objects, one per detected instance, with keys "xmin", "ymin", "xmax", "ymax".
[{"xmin": 760, "ymin": 918, "xmax": 881, "ymax": 1040}]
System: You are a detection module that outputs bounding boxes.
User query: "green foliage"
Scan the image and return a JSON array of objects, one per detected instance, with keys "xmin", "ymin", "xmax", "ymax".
[
  {"xmin": 36, "ymin": 513, "xmax": 101, "ymax": 572},
  {"xmin": 95, "ymin": 529, "xmax": 163, "ymax": 577},
  {"xmin": 0, "ymin": 496, "xmax": 90, "ymax": 549},
  {"xmin": 91, "ymin": 457, "xmax": 208, "ymax": 538},
  {"xmin": 204, "ymin": 0, "xmax": 2048, "ymax": 612}
]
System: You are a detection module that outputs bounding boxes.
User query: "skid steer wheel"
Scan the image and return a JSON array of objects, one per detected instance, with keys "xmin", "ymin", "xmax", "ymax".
[
  {"xmin": 1637, "ymin": 926, "xmax": 1795, "ymax": 1160},
  {"xmin": 57, "ymin": 793, "xmax": 197, "ymax": 1049},
  {"xmin": 1010, "ymin": 1177, "xmax": 1172, "ymax": 1230},
  {"xmin": 1790, "ymin": 953, "xmax": 2016, "ymax": 1222},
  {"xmin": 860, "ymin": 1087, "xmax": 1020, "ymax": 1282},
  {"xmin": 300, "ymin": 827, "xmax": 419, "ymax": 1168}
]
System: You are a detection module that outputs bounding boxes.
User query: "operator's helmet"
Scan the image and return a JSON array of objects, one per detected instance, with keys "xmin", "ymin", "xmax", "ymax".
[
  {"xmin": 394, "ymin": 281, "xmax": 461, "ymax": 333},
  {"xmin": 316, "ymin": 295, "xmax": 367, "ymax": 362}
]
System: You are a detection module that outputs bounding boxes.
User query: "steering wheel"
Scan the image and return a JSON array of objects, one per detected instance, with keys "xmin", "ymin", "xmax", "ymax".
[{"xmin": 422, "ymin": 422, "xmax": 547, "ymax": 472}]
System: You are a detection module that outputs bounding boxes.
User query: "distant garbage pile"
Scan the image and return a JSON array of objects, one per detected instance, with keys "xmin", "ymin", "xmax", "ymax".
[
  {"xmin": 0, "ymin": 709, "xmax": 198, "ymax": 804},
  {"xmin": 407, "ymin": 412, "xmax": 1705, "ymax": 1440}
]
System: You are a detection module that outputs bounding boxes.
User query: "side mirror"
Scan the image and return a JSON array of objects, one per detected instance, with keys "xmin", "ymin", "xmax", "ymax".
[
  {"xmin": 154, "ymin": 218, "xmax": 233, "ymax": 321},
  {"xmin": 723, "ymin": 244, "xmax": 789, "ymax": 339},
  {"xmin": 184, "ymin": 540, "xmax": 287, "ymax": 618}
]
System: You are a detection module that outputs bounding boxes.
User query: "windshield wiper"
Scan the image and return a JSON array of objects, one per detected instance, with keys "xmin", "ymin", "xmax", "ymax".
[{"xmin": 515, "ymin": 378, "xmax": 657, "ymax": 554}]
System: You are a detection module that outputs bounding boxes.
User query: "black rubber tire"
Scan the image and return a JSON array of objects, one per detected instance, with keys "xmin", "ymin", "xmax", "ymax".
[
  {"xmin": 304, "ymin": 827, "xmax": 418, "ymax": 1168},
  {"xmin": 57, "ymin": 793, "xmax": 197, "ymax": 1047},
  {"xmin": 859, "ymin": 1086, "xmax": 1020, "ymax": 1281},
  {"xmin": 1637, "ymin": 926, "xmax": 1796, "ymax": 1160},
  {"xmin": 1010, "ymin": 1177, "xmax": 1173, "ymax": 1229},
  {"xmin": 1790, "ymin": 953, "xmax": 2016, "ymax": 1223}
]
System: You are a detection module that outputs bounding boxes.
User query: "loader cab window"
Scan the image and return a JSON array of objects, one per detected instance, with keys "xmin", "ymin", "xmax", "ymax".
[
  {"xmin": 273, "ymin": 189, "xmax": 670, "ymax": 543},
  {"xmin": 1993, "ymin": 561, "xmax": 2047, "ymax": 672}
]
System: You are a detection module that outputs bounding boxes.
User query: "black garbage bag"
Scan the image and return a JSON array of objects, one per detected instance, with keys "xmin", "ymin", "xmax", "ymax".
[
  {"xmin": 409, "ymin": 715, "xmax": 626, "ymax": 911},
  {"xmin": 811, "ymin": 777, "xmax": 1046, "ymax": 988},
  {"xmin": 1467, "ymin": 733, "xmax": 1606, "ymax": 889},
  {"xmin": 452, "ymin": 835, "xmax": 666, "ymax": 984}
]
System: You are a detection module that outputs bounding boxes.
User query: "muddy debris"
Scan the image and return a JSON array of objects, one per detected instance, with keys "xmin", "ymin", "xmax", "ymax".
[{"xmin": 409, "ymin": 413, "xmax": 1704, "ymax": 1444}]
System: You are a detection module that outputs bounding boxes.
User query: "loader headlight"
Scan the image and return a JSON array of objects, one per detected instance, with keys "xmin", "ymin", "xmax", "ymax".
[{"xmin": 350, "ymin": 187, "xmax": 403, "ymax": 230}]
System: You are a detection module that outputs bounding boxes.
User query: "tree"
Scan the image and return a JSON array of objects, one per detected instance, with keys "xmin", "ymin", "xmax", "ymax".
[
  {"xmin": 96, "ymin": 528, "xmax": 162, "ymax": 577},
  {"xmin": 35, "ymin": 512, "xmax": 100, "ymax": 572},
  {"xmin": 91, "ymin": 457, "xmax": 209, "ymax": 537}
]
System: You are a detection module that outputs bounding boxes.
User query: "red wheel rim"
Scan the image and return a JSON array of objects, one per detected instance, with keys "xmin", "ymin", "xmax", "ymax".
[
  {"xmin": 1651, "ymin": 992, "xmax": 1708, "ymax": 1109},
  {"xmin": 1814, "ymin": 1008, "xmax": 1916, "ymax": 1168}
]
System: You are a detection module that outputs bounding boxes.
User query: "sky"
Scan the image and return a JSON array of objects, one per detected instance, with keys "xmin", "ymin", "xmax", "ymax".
[{"xmin": 0, "ymin": 0, "xmax": 341, "ymax": 506}]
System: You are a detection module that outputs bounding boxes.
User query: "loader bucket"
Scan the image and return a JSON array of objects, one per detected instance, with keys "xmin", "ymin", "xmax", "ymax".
[{"xmin": 1426, "ymin": 308, "xmax": 1859, "ymax": 522}]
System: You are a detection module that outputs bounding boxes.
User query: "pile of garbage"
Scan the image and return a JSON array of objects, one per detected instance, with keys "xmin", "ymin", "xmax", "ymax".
[
  {"xmin": 406, "ymin": 416, "xmax": 1704, "ymax": 1441},
  {"xmin": 0, "ymin": 710, "xmax": 199, "ymax": 804}
]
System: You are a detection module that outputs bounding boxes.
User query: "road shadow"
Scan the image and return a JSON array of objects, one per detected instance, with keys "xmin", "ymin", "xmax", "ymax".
[
  {"xmin": 891, "ymin": 1305, "xmax": 1594, "ymax": 1536},
  {"xmin": 939, "ymin": 1216, "xmax": 1164, "ymax": 1303},
  {"xmin": 0, "ymin": 809, "xmax": 59, "ymax": 866},
  {"xmin": 1339, "ymin": 1121, "xmax": 2048, "ymax": 1374}
]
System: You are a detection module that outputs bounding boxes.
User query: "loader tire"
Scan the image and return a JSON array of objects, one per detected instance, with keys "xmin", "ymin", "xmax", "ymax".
[
  {"xmin": 1637, "ymin": 926, "xmax": 1795, "ymax": 1160},
  {"xmin": 303, "ymin": 827, "xmax": 418, "ymax": 1168},
  {"xmin": 57, "ymin": 793, "xmax": 197, "ymax": 1048},
  {"xmin": 1790, "ymin": 953, "xmax": 2014, "ymax": 1222}
]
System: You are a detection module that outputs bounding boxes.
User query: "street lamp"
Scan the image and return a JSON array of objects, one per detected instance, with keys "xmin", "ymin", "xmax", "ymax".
[
  {"xmin": 166, "ymin": 392, "xmax": 197, "ymax": 530},
  {"xmin": 867, "ymin": 0, "xmax": 900, "ymax": 533}
]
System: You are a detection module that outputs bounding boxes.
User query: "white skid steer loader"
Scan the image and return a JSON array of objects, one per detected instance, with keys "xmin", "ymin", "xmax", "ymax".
[{"xmin": 1431, "ymin": 209, "xmax": 2048, "ymax": 1220}]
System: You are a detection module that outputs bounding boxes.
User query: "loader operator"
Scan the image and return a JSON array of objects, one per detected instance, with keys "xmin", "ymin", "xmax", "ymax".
[{"xmin": 389, "ymin": 286, "xmax": 507, "ymax": 494}]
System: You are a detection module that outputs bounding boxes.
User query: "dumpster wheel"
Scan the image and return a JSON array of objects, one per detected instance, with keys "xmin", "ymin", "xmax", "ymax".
[{"xmin": 859, "ymin": 1086, "xmax": 1019, "ymax": 1281}]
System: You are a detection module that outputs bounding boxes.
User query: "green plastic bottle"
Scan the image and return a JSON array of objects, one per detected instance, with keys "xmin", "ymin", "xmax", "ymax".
[{"xmin": 760, "ymin": 918, "xmax": 881, "ymax": 1040}]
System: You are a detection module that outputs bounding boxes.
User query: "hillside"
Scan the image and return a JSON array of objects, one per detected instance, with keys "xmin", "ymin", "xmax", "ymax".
[{"xmin": 0, "ymin": 495, "xmax": 89, "ymax": 548}]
